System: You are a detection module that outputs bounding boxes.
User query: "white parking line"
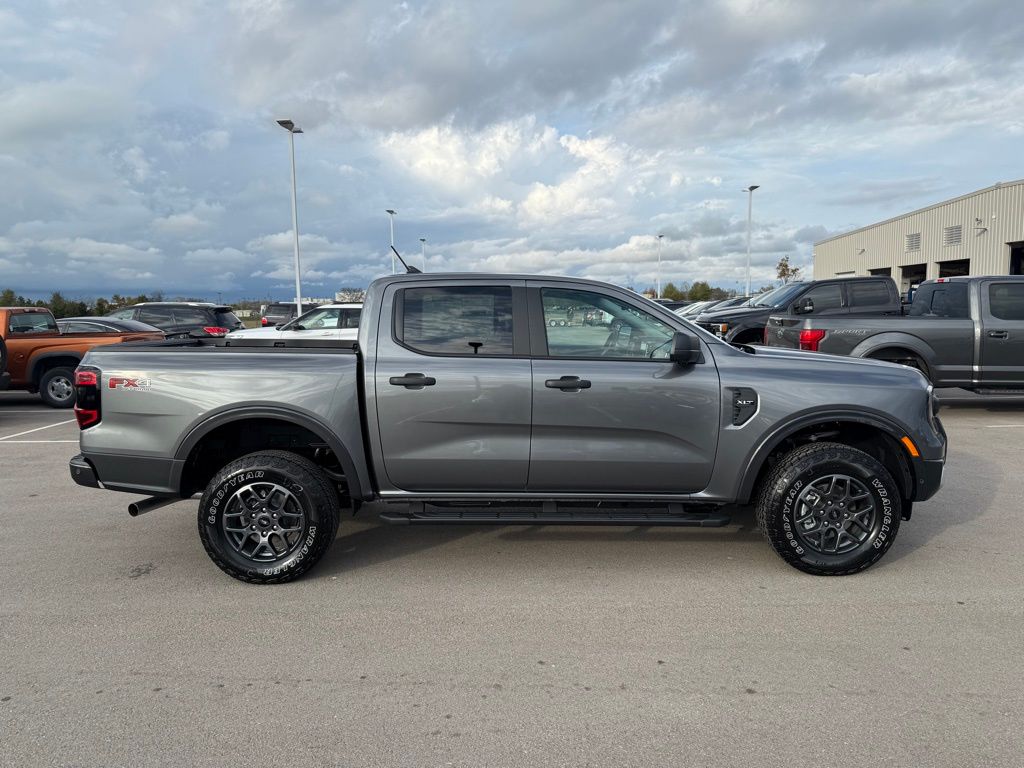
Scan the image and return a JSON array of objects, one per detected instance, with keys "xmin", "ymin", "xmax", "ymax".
[
  {"xmin": 0, "ymin": 410, "xmax": 71, "ymax": 414},
  {"xmin": 986, "ymin": 424, "xmax": 1024, "ymax": 428},
  {"xmin": 0, "ymin": 440, "xmax": 79, "ymax": 443},
  {"xmin": 0, "ymin": 419, "xmax": 76, "ymax": 441}
]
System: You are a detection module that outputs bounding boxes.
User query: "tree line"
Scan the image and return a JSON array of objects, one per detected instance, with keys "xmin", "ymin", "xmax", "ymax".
[{"xmin": 0, "ymin": 289, "xmax": 197, "ymax": 319}]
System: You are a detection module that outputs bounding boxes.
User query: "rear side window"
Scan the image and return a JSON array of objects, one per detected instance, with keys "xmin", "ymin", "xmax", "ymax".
[
  {"xmin": 988, "ymin": 283, "xmax": 1024, "ymax": 320},
  {"xmin": 137, "ymin": 307, "xmax": 175, "ymax": 326},
  {"xmin": 215, "ymin": 310, "xmax": 241, "ymax": 327},
  {"xmin": 64, "ymin": 321, "xmax": 106, "ymax": 333},
  {"xmin": 172, "ymin": 307, "xmax": 212, "ymax": 326},
  {"xmin": 847, "ymin": 281, "xmax": 892, "ymax": 307},
  {"xmin": 399, "ymin": 286, "xmax": 514, "ymax": 356},
  {"xmin": 341, "ymin": 308, "xmax": 361, "ymax": 329},
  {"xmin": 908, "ymin": 284, "xmax": 969, "ymax": 318}
]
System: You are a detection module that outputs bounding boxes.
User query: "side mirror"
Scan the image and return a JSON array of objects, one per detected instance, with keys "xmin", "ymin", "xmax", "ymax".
[
  {"xmin": 669, "ymin": 332, "xmax": 700, "ymax": 365},
  {"xmin": 795, "ymin": 297, "xmax": 814, "ymax": 314}
]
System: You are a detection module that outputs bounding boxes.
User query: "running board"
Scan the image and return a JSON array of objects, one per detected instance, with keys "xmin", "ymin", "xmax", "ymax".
[
  {"xmin": 380, "ymin": 501, "xmax": 731, "ymax": 527},
  {"xmin": 970, "ymin": 388, "xmax": 1024, "ymax": 396}
]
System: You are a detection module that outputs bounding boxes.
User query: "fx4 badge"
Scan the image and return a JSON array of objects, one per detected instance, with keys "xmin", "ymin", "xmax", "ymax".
[{"xmin": 109, "ymin": 377, "xmax": 152, "ymax": 391}]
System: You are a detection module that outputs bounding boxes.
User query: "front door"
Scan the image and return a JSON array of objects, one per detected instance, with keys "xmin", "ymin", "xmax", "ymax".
[
  {"xmin": 980, "ymin": 280, "xmax": 1024, "ymax": 386},
  {"xmin": 373, "ymin": 281, "xmax": 532, "ymax": 492},
  {"xmin": 527, "ymin": 284, "xmax": 721, "ymax": 494}
]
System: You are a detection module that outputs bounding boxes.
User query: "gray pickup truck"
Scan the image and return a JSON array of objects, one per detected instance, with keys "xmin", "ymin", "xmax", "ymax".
[
  {"xmin": 765, "ymin": 276, "xmax": 1024, "ymax": 391},
  {"xmin": 69, "ymin": 272, "xmax": 946, "ymax": 583}
]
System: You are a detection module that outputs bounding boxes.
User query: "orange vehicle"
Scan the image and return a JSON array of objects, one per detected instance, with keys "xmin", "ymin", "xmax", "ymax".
[{"xmin": 0, "ymin": 307, "xmax": 164, "ymax": 408}]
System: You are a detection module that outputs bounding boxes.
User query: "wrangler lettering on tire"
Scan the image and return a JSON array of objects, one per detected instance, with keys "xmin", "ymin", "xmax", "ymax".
[
  {"xmin": 756, "ymin": 442, "xmax": 901, "ymax": 576},
  {"xmin": 198, "ymin": 450, "xmax": 340, "ymax": 584}
]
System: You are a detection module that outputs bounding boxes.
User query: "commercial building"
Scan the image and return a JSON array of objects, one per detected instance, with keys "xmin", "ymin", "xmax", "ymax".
[{"xmin": 813, "ymin": 180, "xmax": 1024, "ymax": 293}]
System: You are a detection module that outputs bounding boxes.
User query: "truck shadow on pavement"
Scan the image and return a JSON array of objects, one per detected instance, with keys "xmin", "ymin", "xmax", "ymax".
[
  {"xmin": 316, "ymin": 505, "xmax": 764, "ymax": 577},
  {"xmin": 882, "ymin": 450, "xmax": 999, "ymax": 566}
]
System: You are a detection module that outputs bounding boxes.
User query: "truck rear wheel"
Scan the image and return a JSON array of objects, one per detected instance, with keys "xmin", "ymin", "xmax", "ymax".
[
  {"xmin": 756, "ymin": 442, "xmax": 901, "ymax": 575},
  {"xmin": 39, "ymin": 366, "xmax": 77, "ymax": 408},
  {"xmin": 198, "ymin": 450, "xmax": 340, "ymax": 584}
]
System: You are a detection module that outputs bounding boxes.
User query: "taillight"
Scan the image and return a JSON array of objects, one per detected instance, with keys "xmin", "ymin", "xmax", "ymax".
[
  {"xmin": 74, "ymin": 366, "xmax": 101, "ymax": 429},
  {"xmin": 261, "ymin": 317, "xmax": 269, "ymax": 326},
  {"xmin": 763, "ymin": 326, "xmax": 769, "ymax": 344},
  {"xmin": 799, "ymin": 329, "xmax": 827, "ymax": 352},
  {"xmin": 203, "ymin": 326, "xmax": 230, "ymax": 336}
]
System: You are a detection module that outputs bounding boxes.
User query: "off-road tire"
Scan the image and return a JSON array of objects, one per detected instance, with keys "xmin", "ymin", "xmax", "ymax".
[
  {"xmin": 39, "ymin": 366, "xmax": 76, "ymax": 408},
  {"xmin": 198, "ymin": 450, "xmax": 340, "ymax": 584},
  {"xmin": 756, "ymin": 441, "xmax": 901, "ymax": 575}
]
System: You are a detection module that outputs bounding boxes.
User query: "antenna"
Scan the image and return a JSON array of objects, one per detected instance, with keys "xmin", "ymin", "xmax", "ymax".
[{"xmin": 390, "ymin": 245, "xmax": 422, "ymax": 274}]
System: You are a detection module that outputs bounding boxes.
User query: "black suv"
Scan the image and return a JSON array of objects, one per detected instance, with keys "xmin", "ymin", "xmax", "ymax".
[
  {"xmin": 695, "ymin": 277, "xmax": 901, "ymax": 345},
  {"xmin": 106, "ymin": 303, "xmax": 244, "ymax": 338}
]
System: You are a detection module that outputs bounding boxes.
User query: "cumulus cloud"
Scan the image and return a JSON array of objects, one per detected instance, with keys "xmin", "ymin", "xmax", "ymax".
[{"xmin": 0, "ymin": 0, "xmax": 1020, "ymax": 297}]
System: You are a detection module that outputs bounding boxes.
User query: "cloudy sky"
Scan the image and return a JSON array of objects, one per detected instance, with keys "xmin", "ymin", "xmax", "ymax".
[{"xmin": 1, "ymin": 0, "xmax": 1022, "ymax": 301}]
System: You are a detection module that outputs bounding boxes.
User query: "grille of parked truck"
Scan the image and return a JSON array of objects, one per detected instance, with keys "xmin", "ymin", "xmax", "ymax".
[
  {"xmin": 764, "ymin": 276, "xmax": 1024, "ymax": 392},
  {"xmin": 69, "ymin": 272, "xmax": 946, "ymax": 583}
]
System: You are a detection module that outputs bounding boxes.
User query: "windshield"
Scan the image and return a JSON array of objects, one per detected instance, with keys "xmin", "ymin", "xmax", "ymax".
[{"xmin": 751, "ymin": 283, "xmax": 806, "ymax": 308}]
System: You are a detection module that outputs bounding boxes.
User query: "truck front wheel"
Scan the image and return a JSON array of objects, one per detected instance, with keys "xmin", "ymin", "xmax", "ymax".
[
  {"xmin": 198, "ymin": 450, "xmax": 340, "ymax": 584},
  {"xmin": 756, "ymin": 442, "xmax": 901, "ymax": 575}
]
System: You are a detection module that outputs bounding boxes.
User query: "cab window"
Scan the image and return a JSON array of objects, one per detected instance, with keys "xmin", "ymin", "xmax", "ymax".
[
  {"xmin": 398, "ymin": 286, "xmax": 514, "ymax": 356},
  {"xmin": 8, "ymin": 312, "xmax": 58, "ymax": 334},
  {"xmin": 799, "ymin": 284, "xmax": 843, "ymax": 313},
  {"xmin": 541, "ymin": 288, "xmax": 674, "ymax": 360}
]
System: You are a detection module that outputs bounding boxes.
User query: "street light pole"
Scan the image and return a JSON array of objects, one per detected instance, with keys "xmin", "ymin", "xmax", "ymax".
[
  {"xmin": 743, "ymin": 185, "xmax": 760, "ymax": 296},
  {"xmin": 277, "ymin": 119, "xmax": 304, "ymax": 312},
  {"xmin": 656, "ymin": 234, "xmax": 664, "ymax": 298},
  {"xmin": 419, "ymin": 237, "xmax": 426, "ymax": 271},
  {"xmin": 385, "ymin": 210, "xmax": 397, "ymax": 274}
]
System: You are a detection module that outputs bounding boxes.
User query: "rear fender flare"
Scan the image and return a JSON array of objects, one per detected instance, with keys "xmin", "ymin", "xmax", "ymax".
[
  {"xmin": 28, "ymin": 351, "xmax": 83, "ymax": 384},
  {"xmin": 849, "ymin": 333, "xmax": 934, "ymax": 371},
  {"xmin": 171, "ymin": 406, "xmax": 364, "ymax": 499}
]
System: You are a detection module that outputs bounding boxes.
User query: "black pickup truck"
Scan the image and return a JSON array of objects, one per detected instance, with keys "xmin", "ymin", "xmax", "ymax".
[
  {"xmin": 764, "ymin": 276, "xmax": 1024, "ymax": 391},
  {"xmin": 696, "ymin": 276, "xmax": 902, "ymax": 345}
]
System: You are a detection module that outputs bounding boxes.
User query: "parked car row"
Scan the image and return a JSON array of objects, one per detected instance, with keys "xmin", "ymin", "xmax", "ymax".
[
  {"xmin": 0, "ymin": 306, "xmax": 164, "ymax": 407},
  {"xmin": 762, "ymin": 276, "xmax": 1024, "ymax": 391}
]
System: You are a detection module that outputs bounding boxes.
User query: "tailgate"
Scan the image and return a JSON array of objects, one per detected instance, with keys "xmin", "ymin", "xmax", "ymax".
[{"xmin": 764, "ymin": 315, "xmax": 804, "ymax": 348}]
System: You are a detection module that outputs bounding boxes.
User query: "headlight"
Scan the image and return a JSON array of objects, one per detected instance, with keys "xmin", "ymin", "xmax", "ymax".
[
  {"xmin": 927, "ymin": 385, "xmax": 940, "ymax": 430},
  {"xmin": 716, "ymin": 324, "xmax": 729, "ymax": 336}
]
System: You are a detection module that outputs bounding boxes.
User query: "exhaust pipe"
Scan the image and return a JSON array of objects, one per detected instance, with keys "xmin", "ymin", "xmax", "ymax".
[{"xmin": 128, "ymin": 496, "xmax": 180, "ymax": 517}]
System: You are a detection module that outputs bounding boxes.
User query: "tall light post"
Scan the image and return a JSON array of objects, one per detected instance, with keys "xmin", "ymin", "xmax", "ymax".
[
  {"xmin": 743, "ymin": 185, "xmax": 760, "ymax": 296},
  {"xmin": 419, "ymin": 237, "xmax": 427, "ymax": 271},
  {"xmin": 385, "ymin": 209, "xmax": 397, "ymax": 274},
  {"xmin": 277, "ymin": 119, "xmax": 304, "ymax": 311},
  {"xmin": 656, "ymin": 234, "xmax": 664, "ymax": 298}
]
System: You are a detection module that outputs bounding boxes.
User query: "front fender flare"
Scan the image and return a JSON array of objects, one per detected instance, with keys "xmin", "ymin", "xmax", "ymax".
[{"xmin": 736, "ymin": 407, "xmax": 917, "ymax": 503}]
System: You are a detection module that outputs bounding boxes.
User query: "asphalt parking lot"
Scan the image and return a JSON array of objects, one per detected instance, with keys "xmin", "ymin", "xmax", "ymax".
[{"xmin": 2, "ymin": 390, "xmax": 1023, "ymax": 767}]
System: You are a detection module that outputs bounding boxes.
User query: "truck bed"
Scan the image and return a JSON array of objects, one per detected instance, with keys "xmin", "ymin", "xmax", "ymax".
[{"xmin": 76, "ymin": 337, "xmax": 368, "ymax": 497}]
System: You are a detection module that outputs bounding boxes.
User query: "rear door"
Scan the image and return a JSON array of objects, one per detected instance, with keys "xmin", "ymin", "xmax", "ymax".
[
  {"xmin": 845, "ymin": 279, "xmax": 899, "ymax": 315},
  {"xmin": 527, "ymin": 283, "xmax": 720, "ymax": 494},
  {"xmin": 980, "ymin": 280, "xmax": 1024, "ymax": 386},
  {"xmin": 373, "ymin": 281, "xmax": 532, "ymax": 492}
]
